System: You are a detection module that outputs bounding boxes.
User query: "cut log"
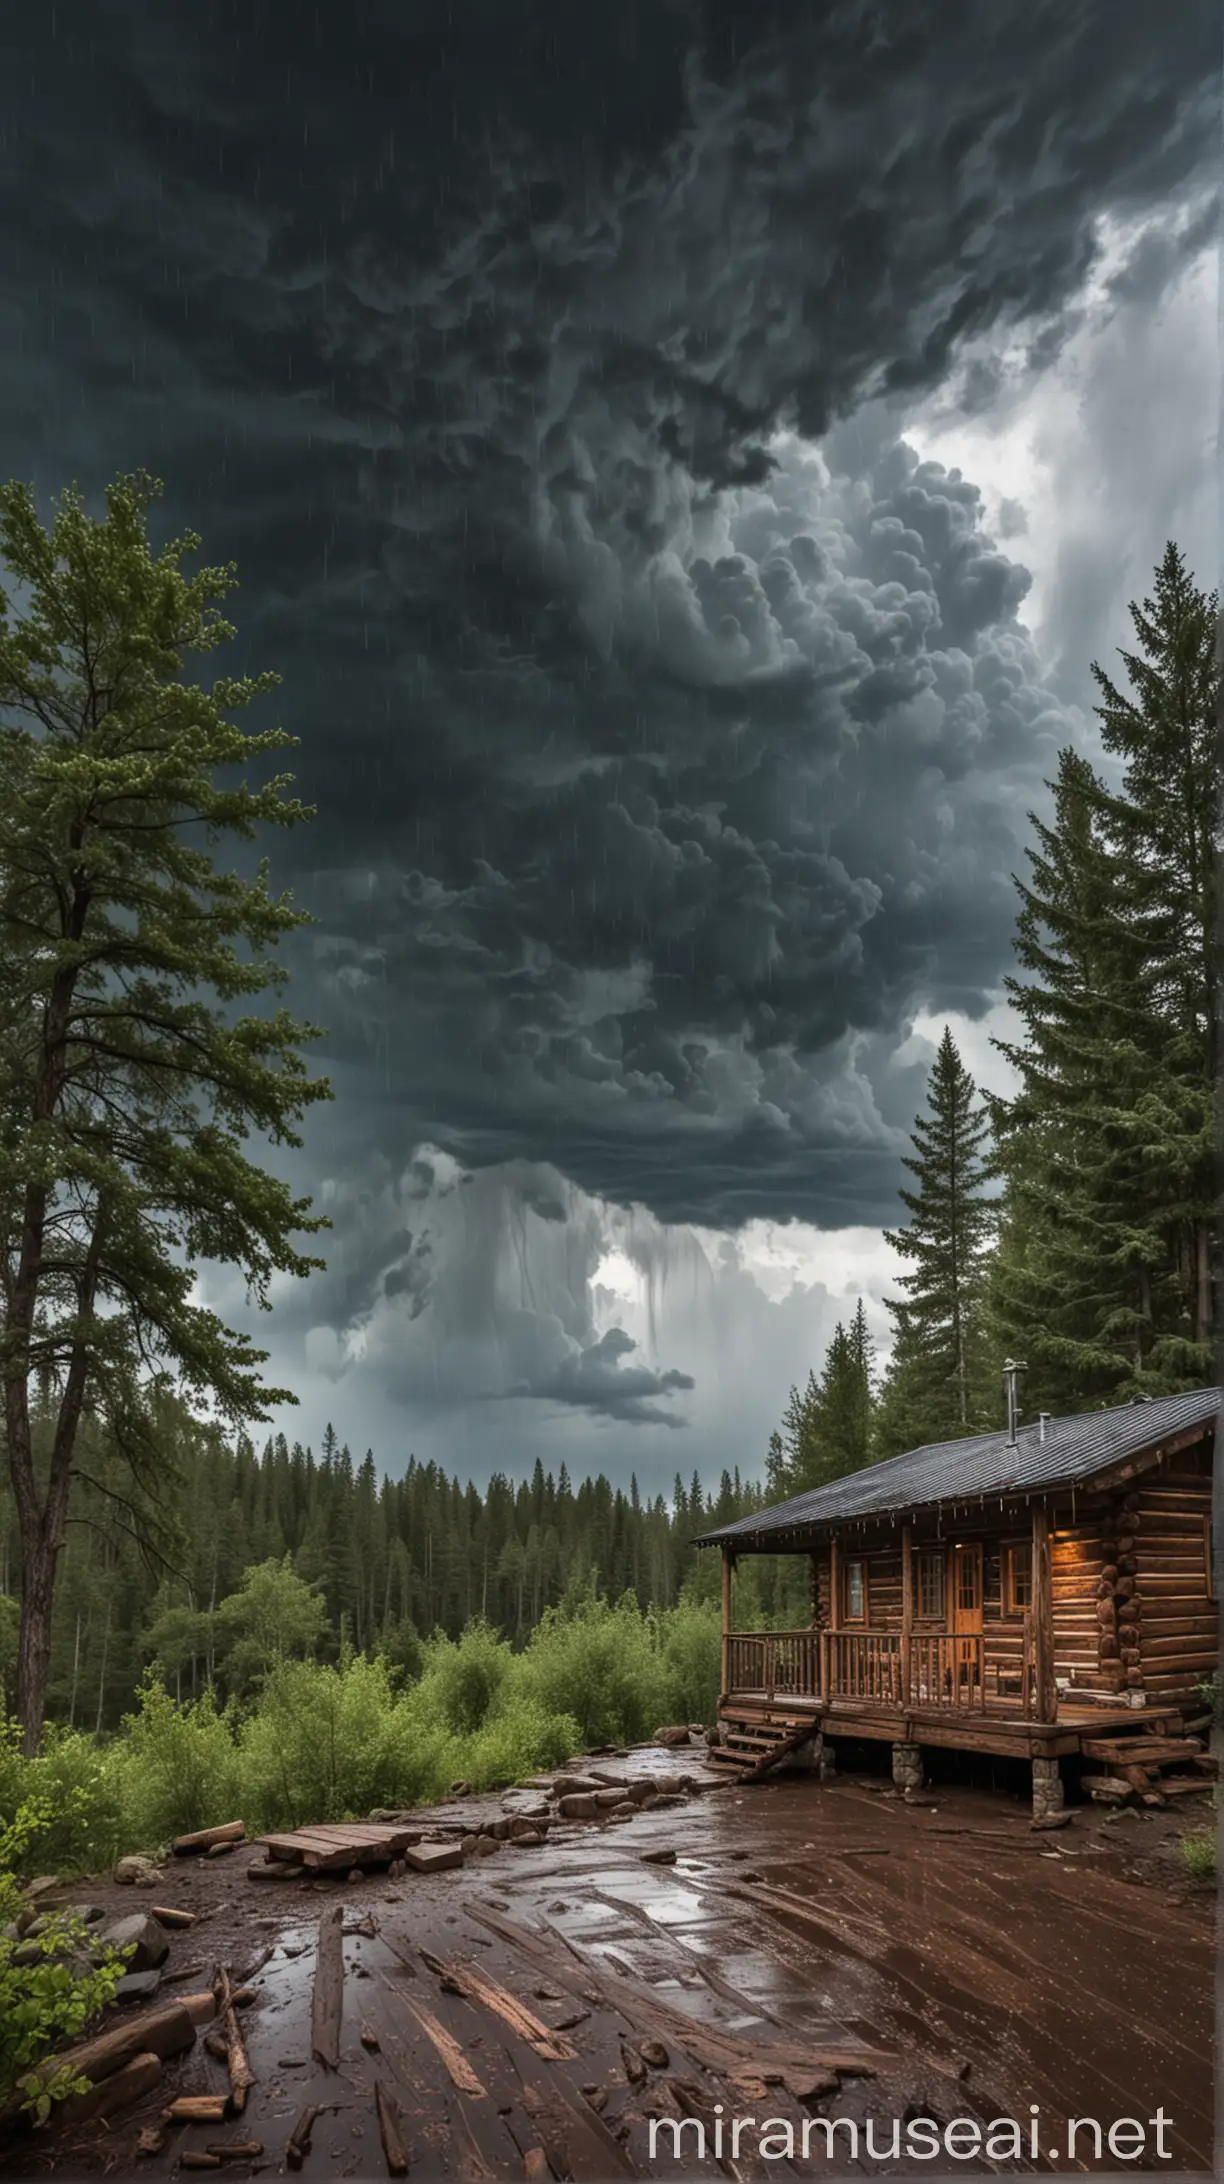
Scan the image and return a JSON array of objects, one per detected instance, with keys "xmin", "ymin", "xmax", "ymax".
[
  {"xmin": 286, "ymin": 2104, "xmax": 318, "ymax": 2171},
  {"xmin": 173, "ymin": 1822, "xmax": 245, "ymax": 1856},
  {"xmin": 151, "ymin": 1905, "xmax": 197, "ymax": 1929},
  {"xmin": 58, "ymin": 2052, "xmax": 163, "ymax": 2128},
  {"xmin": 180, "ymin": 2156, "xmax": 222, "ymax": 2172},
  {"xmin": 179, "ymin": 1991, "xmax": 220, "ymax": 2028},
  {"xmin": 311, "ymin": 1904, "xmax": 345, "ymax": 2071},
  {"xmin": 165, "ymin": 2094, "xmax": 231, "ymax": 2124},
  {"xmin": 16, "ymin": 2001, "xmax": 196, "ymax": 2114},
  {"xmin": 204, "ymin": 2146, "xmax": 265, "ymax": 2164},
  {"xmin": 375, "ymin": 2079, "xmax": 410, "ymax": 2176}
]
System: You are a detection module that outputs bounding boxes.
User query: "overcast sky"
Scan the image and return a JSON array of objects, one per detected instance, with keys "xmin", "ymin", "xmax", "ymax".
[{"xmin": 2, "ymin": 2, "xmax": 1218, "ymax": 1492}]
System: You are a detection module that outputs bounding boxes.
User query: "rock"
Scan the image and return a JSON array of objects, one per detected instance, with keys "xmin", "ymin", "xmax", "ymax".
[
  {"xmin": 653, "ymin": 1726, "xmax": 693, "ymax": 1748},
  {"xmin": 450, "ymin": 1780, "xmax": 472, "ymax": 1797},
  {"xmin": 557, "ymin": 1793, "xmax": 599, "ymax": 1820},
  {"xmin": 1030, "ymin": 1810, "xmax": 1074, "ymax": 1832},
  {"xmin": 21, "ymin": 1875, "xmax": 62, "ymax": 1903},
  {"xmin": 475, "ymin": 1836, "xmax": 500, "ymax": 1858},
  {"xmin": 640, "ymin": 1847, "xmax": 677, "ymax": 1865},
  {"xmin": 553, "ymin": 1773, "xmax": 605, "ymax": 1796},
  {"xmin": 93, "ymin": 1913, "xmax": 171, "ymax": 1974},
  {"xmin": 113, "ymin": 1855, "xmax": 163, "ymax": 1888},
  {"xmin": 640, "ymin": 2039, "xmax": 670, "ymax": 2069},
  {"xmin": 136, "ymin": 2127, "xmax": 166, "ymax": 2157},
  {"xmin": 508, "ymin": 1814, "xmax": 549, "ymax": 1839},
  {"xmin": 595, "ymin": 1789, "xmax": 631, "ymax": 1810},
  {"xmin": 511, "ymin": 1828, "xmax": 545, "ymax": 1848},
  {"xmin": 115, "ymin": 1968, "xmax": 163, "ymax": 2003}
]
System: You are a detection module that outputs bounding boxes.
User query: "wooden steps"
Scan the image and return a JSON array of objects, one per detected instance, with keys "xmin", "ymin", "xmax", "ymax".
[
  {"xmin": 710, "ymin": 1710, "xmax": 819, "ymax": 1780},
  {"xmin": 1079, "ymin": 1721, "xmax": 1215, "ymax": 1808}
]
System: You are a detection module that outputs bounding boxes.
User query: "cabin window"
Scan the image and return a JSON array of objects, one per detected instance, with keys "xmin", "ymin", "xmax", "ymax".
[
  {"xmin": 1003, "ymin": 1543, "xmax": 1032, "ymax": 1616},
  {"xmin": 916, "ymin": 1552, "xmax": 944, "ymax": 1620},
  {"xmin": 843, "ymin": 1558, "xmax": 867, "ymax": 1623}
]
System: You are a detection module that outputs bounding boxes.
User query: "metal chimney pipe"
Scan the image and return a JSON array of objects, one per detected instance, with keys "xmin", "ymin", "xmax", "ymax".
[
  {"xmin": 1002, "ymin": 1359, "xmax": 1027, "ymax": 1448},
  {"xmin": 1038, "ymin": 1412, "xmax": 1050, "ymax": 1445}
]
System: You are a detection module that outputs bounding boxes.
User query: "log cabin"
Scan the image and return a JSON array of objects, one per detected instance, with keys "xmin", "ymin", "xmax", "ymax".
[{"xmin": 697, "ymin": 1384, "xmax": 1219, "ymax": 1815}]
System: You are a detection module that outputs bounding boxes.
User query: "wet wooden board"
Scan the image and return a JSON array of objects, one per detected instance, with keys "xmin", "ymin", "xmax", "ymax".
[
  {"xmin": 257, "ymin": 1822, "xmax": 417, "ymax": 1870},
  {"xmin": 404, "ymin": 1840, "xmax": 463, "ymax": 1874}
]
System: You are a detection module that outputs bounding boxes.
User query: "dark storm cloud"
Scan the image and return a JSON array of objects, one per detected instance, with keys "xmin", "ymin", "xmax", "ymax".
[
  {"xmin": 1, "ymin": 0, "xmax": 1216, "ymax": 1232},
  {"xmin": 510, "ymin": 1325, "xmax": 695, "ymax": 1429}
]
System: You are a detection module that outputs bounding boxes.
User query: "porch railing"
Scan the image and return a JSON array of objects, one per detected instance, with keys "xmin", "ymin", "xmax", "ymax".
[
  {"xmin": 725, "ymin": 1628, "xmax": 992, "ymax": 1712},
  {"xmin": 726, "ymin": 1629, "xmax": 821, "ymax": 1702}
]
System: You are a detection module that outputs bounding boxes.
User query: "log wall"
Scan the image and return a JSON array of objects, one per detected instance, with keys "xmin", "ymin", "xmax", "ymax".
[{"xmin": 1130, "ymin": 1439, "xmax": 1216, "ymax": 1705}]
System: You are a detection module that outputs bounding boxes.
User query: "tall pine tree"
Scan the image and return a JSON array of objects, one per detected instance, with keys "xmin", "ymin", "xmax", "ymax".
[
  {"xmin": 989, "ymin": 546, "xmax": 1218, "ymax": 1403},
  {"xmin": 875, "ymin": 1029, "xmax": 996, "ymax": 1455}
]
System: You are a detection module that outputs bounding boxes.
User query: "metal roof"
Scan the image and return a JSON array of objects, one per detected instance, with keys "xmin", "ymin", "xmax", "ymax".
[{"xmin": 695, "ymin": 1386, "xmax": 1220, "ymax": 1548}]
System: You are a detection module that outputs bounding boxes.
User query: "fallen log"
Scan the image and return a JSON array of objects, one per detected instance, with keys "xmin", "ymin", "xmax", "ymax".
[
  {"xmin": 213, "ymin": 1966, "xmax": 256, "ymax": 2114},
  {"xmin": 311, "ymin": 1904, "xmax": 346, "ymax": 2071},
  {"xmin": 164, "ymin": 2094, "xmax": 231, "ymax": 2124},
  {"xmin": 204, "ymin": 2144, "xmax": 265, "ymax": 2163},
  {"xmin": 58, "ymin": 2051, "xmax": 163, "ymax": 2128},
  {"xmin": 173, "ymin": 1822, "xmax": 246, "ymax": 1856},
  {"xmin": 375, "ymin": 2079, "xmax": 410, "ymax": 2176},
  {"xmin": 180, "ymin": 2155, "xmax": 222, "ymax": 2172},
  {"xmin": 14, "ymin": 2001, "xmax": 196, "ymax": 2117},
  {"xmin": 150, "ymin": 1904, "xmax": 197, "ymax": 1929},
  {"xmin": 179, "ymin": 1990, "xmax": 220, "ymax": 2028}
]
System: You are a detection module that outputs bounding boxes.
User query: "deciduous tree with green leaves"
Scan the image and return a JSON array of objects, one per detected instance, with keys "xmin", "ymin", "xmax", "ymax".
[{"xmin": 0, "ymin": 472, "xmax": 329, "ymax": 1751}]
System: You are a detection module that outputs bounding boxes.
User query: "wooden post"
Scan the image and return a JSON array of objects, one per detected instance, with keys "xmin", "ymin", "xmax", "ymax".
[
  {"xmin": 1031, "ymin": 1505, "xmax": 1056, "ymax": 1723},
  {"xmin": 900, "ymin": 1524, "xmax": 913, "ymax": 1707},
  {"xmin": 720, "ymin": 1547, "xmax": 733, "ymax": 1699},
  {"xmin": 829, "ymin": 1535, "xmax": 840, "ymax": 1631}
]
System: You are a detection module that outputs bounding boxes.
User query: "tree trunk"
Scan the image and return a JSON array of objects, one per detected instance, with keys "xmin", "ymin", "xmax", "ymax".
[{"xmin": 14, "ymin": 1532, "xmax": 59, "ymax": 1757}]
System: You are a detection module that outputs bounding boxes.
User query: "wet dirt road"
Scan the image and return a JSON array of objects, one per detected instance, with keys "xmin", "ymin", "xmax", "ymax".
[{"xmin": 4, "ymin": 1751, "xmax": 1214, "ymax": 2177}]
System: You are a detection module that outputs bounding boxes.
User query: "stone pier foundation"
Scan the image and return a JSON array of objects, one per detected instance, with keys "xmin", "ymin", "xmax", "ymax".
[
  {"xmin": 1032, "ymin": 1755, "xmax": 1065, "ymax": 1820},
  {"xmin": 892, "ymin": 1740, "xmax": 924, "ymax": 1793}
]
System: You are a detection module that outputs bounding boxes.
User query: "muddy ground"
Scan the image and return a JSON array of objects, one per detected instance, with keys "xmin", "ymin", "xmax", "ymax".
[{"xmin": 2, "ymin": 1745, "xmax": 1214, "ymax": 2178}]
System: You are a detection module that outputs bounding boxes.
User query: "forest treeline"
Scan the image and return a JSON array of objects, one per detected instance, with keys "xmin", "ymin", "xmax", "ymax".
[{"xmin": 0, "ymin": 1396, "xmax": 799, "ymax": 1733}]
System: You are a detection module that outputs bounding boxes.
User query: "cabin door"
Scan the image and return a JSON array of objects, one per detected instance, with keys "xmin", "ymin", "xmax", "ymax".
[{"xmin": 950, "ymin": 1544, "xmax": 983, "ymax": 1702}]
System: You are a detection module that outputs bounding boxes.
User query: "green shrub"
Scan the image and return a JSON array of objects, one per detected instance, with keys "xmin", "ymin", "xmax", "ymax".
[
  {"xmin": 524, "ymin": 1594, "xmax": 672, "ymax": 1747},
  {"xmin": 238, "ymin": 1654, "xmax": 454, "ymax": 1829},
  {"xmin": 0, "ymin": 1804, "xmax": 128, "ymax": 2119},
  {"xmin": 1178, "ymin": 1829, "xmax": 1216, "ymax": 1884},
  {"xmin": 455, "ymin": 1694, "xmax": 581, "ymax": 1790},
  {"xmin": 111, "ymin": 1679, "xmax": 243, "ymax": 1850},
  {"xmin": 416, "ymin": 1620, "xmax": 512, "ymax": 1736},
  {"xmin": 0, "ymin": 1723, "xmax": 125, "ymax": 1878},
  {"xmin": 658, "ymin": 1596, "xmax": 721, "ymax": 1725}
]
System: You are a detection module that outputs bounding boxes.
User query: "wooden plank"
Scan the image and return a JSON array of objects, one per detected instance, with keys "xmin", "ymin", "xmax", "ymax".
[
  {"xmin": 311, "ymin": 1905, "xmax": 345, "ymax": 2071},
  {"xmin": 375, "ymin": 2080, "xmax": 410, "ymax": 2176},
  {"xmin": 1081, "ymin": 1737, "xmax": 1199, "ymax": 1763},
  {"xmin": 404, "ymin": 1841, "xmax": 462, "ymax": 1875}
]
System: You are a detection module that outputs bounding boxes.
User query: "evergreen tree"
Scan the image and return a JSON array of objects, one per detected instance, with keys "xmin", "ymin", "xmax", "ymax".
[
  {"xmin": 989, "ymin": 546, "xmax": 1218, "ymax": 1403},
  {"xmin": 876, "ymin": 1029, "xmax": 996, "ymax": 1456},
  {"xmin": 0, "ymin": 474, "xmax": 329, "ymax": 1746}
]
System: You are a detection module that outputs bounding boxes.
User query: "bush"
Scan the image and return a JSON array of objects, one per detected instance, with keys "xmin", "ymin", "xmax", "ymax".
[
  {"xmin": 238, "ymin": 1654, "xmax": 455, "ymax": 1830},
  {"xmin": 455, "ymin": 1694, "xmax": 581, "ymax": 1791},
  {"xmin": 658, "ymin": 1596, "xmax": 721, "ymax": 1726},
  {"xmin": 0, "ymin": 1804, "xmax": 128, "ymax": 2119},
  {"xmin": 0, "ymin": 1723, "xmax": 125, "ymax": 1878},
  {"xmin": 111, "ymin": 1680, "xmax": 243, "ymax": 1850},
  {"xmin": 1178, "ymin": 1829, "xmax": 1216, "ymax": 1885},
  {"xmin": 524, "ymin": 1594, "xmax": 673, "ymax": 1747},
  {"xmin": 416, "ymin": 1621, "xmax": 512, "ymax": 1737}
]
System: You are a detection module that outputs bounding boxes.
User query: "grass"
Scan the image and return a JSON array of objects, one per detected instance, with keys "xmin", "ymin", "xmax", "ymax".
[{"xmin": 1177, "ymin": 1828, "xmax": 1217, "ymax": 1885}]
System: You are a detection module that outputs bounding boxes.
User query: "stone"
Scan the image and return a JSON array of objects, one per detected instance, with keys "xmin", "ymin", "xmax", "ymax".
[
  {"xmin": 113, "ymin": 1854, "xmax": 163, "ymax": 1888},
  {"xmin": 510, "ymin": 1828, "xmax": 544, "ymax": 1848},
  {"xmin": 595, "ymin": 1789, "xmax": 631, "ymax": 1810},
  {"xmin": 115, "ymin": 1968, "xmax": 164, "ymax": 2002},
  {"xmin": 475, "ymin": 1835, "xmax": 500, "ymax": 1858},
  {"xmin": 93, "ymin": 1913, "xmax": 171, "ymax": 1974},
  {"xmin": 449, "ymin": 1779, "xmax": 473, "ymax": 1797},
  {"xmin": 1031, "ymin": 1755, "xmax": 1065, "ymax": 1822},
  {"xmin": 892, "ymin": 1741, "xmax": 924, "ymax": 1793},
  {"xmin": 653, "ymin": 1726, "xmax": 692, "ymax": 1748},
  {"xmin": 557, "ymin": 1793, "xmax": 600, "ymax": 1820}
]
